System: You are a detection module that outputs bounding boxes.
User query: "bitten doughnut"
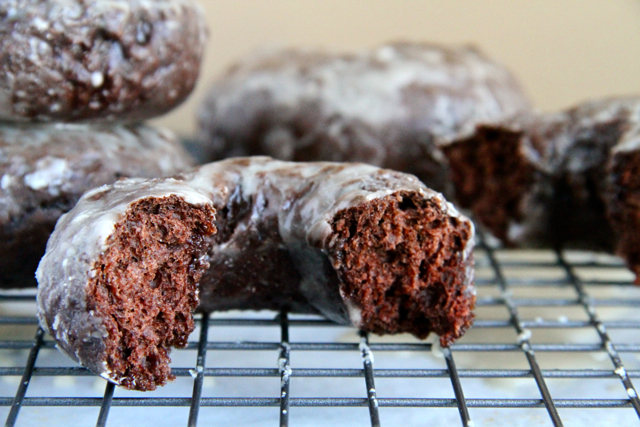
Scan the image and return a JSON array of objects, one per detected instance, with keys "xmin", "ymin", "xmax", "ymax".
[
  {"xmin": 0, "ymin": 123, "xmax": 194, "ymax": 288},
  {"xmin": 0, "ymin": 0, "xmax": 208, "ymax": 122},
  {"xmin": 198, "ymin": 42, "xmax": 531, "ymax": 196},
  {"xmin": 443, "ymin": 96, "xmax": 640, "ymax": 281},
  {"xmin": 37, "ymin": 157, "xmax": 475, "ymax": 391}
]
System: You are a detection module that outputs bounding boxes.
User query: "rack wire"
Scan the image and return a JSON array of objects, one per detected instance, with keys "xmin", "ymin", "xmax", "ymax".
[{"xmin": 1, "ymin": 230, "xmax": 640, "ymax": 426}]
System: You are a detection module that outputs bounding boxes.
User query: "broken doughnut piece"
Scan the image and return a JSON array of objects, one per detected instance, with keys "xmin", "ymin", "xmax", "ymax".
[
  {"xmin": 443, "ymin": 96, "xmax": 640, "ymax": 281},
  {"xmin": 37, "ymin": 157, "xmax": 475, "ymax": 390}
]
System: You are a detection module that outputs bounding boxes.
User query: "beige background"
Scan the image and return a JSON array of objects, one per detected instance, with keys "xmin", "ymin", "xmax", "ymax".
[{"xmin": 152, "ymin": 0, "xmax": 640, "ymax": 137}]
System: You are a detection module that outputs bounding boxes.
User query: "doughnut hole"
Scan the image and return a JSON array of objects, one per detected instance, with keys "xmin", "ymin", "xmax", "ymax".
[
  {"xmin": 86, "ymin": 196, "xmax": 215, "ymax": 391},
  {"xmin": 329, "ymin": 191, "xmax": 475, "ymax": 347},
  {"xmin": 443, "ymin": 125, "xmax": 534, "ymax": 243}
]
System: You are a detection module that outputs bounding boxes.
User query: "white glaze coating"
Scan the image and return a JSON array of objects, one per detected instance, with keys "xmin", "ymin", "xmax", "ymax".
[
  {"xmin": 503, "ymin": 97, "xmax": 640, "ymax": 162},
  {"xmin": 203, "ymin": 42, "xmax": 530, "ymax": 144}
]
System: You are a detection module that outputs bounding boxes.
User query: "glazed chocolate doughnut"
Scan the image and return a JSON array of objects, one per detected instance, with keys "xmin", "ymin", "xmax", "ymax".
[
  {"xmin": 37, "ymin": 157, "xmax": 475, "ymax": 391},
  {"xmin": 443, "ymin": 96, "xmax": 640, "ymax": 280},
  {"xmin": 0, "ymin": 0, "xmax": 208, "ymax": 122},
  {"xmin": 197, "ymin": 42, "xmax": 531, "ymax": 197},
  {"xmin": 0, "ymin": 123, "xmax": 194, "ymax": 288}
]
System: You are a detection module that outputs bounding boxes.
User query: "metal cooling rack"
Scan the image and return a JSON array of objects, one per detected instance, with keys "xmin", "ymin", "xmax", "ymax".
[{"xmin": 2, "ymin": 230, "xmax": 640, "ymax": 426}]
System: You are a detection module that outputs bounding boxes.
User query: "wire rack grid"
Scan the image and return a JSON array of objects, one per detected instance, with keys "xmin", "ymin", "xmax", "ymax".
[{"xmin": 1, "ymin": 230, "xmax": 640, "ymax": 426}]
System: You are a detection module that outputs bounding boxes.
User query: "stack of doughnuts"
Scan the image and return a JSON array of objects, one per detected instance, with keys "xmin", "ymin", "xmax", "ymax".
[{"xmin": 0, "ymin": 0, "xmax": 208, "ymax": 287}]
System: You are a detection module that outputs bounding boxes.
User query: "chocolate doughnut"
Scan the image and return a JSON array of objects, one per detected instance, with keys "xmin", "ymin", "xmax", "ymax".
[
  {"xmin": 197, "ymin": 42, "xmax": 531, "ymax": 196},
  {"xmin": 36, "ymin": 157, "xmax": 475, "ymax": 391},
  {"xmin": 0, "ymin": 123, "xmax": 194, "ymax": 288},
  {"xmin": 443, "ymin": 96, "xmax": 640, "ymax": 280},
  {"xmin": 0, "ymin": 0, "xmax": 208, "ymax": 122}
]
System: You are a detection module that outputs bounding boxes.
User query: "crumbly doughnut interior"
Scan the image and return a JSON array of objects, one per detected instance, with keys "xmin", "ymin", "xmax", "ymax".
[
  {"xmin": 444, "ymin": 127, "xmax": 533, "ymax": 243},
  {"xmin": 329, "ymin": 191, "xmax": 474, "ymax": 346},
  {"xmin": 610, "ymin": 151, "xmax": 640, "ymax": 284},
  {"xmin": 86, "ymin": 196, "xmax": 215, "ymax": 391}
]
